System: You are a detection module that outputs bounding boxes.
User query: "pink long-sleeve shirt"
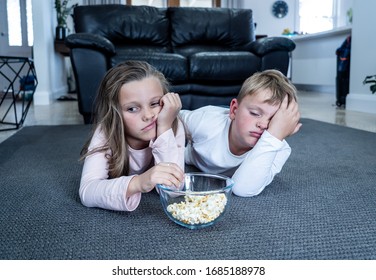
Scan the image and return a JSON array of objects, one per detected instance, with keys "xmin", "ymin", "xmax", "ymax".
[{"xmin": 79, "ymin": 121, "xmax": 185, "ymax": 211}]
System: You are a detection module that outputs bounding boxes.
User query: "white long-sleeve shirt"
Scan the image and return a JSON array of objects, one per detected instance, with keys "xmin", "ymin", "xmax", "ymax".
[
  {"xmin": 180, "ymin": 106, "xmax": 291, "ymax": 197},
  {"xmin": 79, "ymin": 121, "xmax": 185, "ymax": 211}
]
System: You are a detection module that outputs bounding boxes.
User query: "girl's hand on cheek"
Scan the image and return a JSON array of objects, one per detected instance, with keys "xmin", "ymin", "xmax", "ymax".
[
  {"xmin": 127, "ymin": 162, "xmax": 184, "ymax": 196},
  {"xmin": 156, "ymin": 93, "xmax": 182, "ymax": 136},
  {"xmin": 268, "ymin": 96, "xmax": 302, "ymax": 140}
]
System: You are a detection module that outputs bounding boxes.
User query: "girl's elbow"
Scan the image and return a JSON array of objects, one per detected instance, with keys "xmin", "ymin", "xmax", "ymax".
[{"xmin": 78, "ymin": 183, "xmax": 91, "ymax": 207}]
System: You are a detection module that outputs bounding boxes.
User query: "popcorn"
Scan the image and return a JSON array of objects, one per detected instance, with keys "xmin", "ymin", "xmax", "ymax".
[{"xmin": 167, "ymin": 193, "xmax": 227, "ymax": 225}]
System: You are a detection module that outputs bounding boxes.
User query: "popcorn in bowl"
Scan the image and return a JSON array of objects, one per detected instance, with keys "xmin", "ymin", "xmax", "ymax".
[
  {"xmin": 167, "ymin": 193, "xmax": 227, "ymax": 225},
  {"xmin": 157, "ymin": 173, "xmax": 234, "ymax": 229}
]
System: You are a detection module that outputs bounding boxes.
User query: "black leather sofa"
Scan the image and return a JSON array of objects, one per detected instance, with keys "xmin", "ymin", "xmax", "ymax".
[{"xmin": 65, "ymin": 5, "xmax": 296, "ymax": 124}]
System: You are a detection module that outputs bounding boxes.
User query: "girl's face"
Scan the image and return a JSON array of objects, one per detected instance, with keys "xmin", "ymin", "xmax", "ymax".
[
  {"xmin": 119, "ymin": 77, "xmax": 164, "ymax": 150},
  {"xmin": 229, "ymin": 89, "xmax": 280, "ymax": 155}
]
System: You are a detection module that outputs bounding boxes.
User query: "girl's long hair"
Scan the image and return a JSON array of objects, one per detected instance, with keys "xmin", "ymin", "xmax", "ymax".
[{"xmin": 80, "ymin": 60, "xmax": 178, "ymax": 178}]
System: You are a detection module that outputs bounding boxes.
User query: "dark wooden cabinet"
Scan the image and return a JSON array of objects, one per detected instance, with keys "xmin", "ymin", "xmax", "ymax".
[{"xmin": 54, "ymin": 40, "xmax": 70, "ymax": 56}]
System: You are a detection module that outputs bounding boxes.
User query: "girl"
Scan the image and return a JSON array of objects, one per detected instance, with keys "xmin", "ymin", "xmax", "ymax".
[{"xmin": 79, "ymin": 61, "xmax": 185, "ymax": 211}]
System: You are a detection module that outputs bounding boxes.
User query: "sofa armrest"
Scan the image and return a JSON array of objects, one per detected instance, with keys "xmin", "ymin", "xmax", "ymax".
[
  {"xmin": 65, "ymin": 33, "xmax": 116, "ymax": 56},
  {"xmin": 249, "ymin": 37, "xmax": 296, "ymax": 56}
]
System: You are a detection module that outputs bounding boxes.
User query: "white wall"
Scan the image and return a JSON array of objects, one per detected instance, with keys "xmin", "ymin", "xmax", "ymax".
[
  {"xmin": 235, "ymin": 0, "xmax": 376, "ymax": 114},
  {"xmin": 238, "ymin": 0, "xmax": 296, "ymax": 37},
  {"xmin": 31, "ymin": 0, "xmax": 68, "ymax": 105},
  {"xmin": 290, "ymin": 27, "xmax": 351, "ymax": 89},
  {"xmin": 239, "ymin": 0, "xmax": 352, "ymax": 93},
  {"xmin": 240, "ymin": 0, "xmax": 353, "ymax": 37},
  {"xmin": 346, "ymin": 1, "xmax": 376, "ymax": 114}
]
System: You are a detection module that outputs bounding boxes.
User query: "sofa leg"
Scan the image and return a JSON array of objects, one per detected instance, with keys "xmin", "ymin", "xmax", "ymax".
[{"xmin": 83, "ymin": 114, "xmax": 92, "ymax": 125}]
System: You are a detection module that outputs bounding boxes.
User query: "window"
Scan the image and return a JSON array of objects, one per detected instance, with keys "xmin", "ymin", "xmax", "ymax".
[
  {"xmin": 6, "ymin": 0, "xmax": 33, "ymax": 46},
  {"xmin": 26, "ymin": 0, "xmax": 33, "ymax": 46},
  {"xmin": 298, "ymin": 0, "xmax": 334, "ymax": 34},
  {"xmin": 179, "ymin": 0, "xmax": 214, "ymax": 7},
  {"xmin": 128, "ymin": 0, "xmax": 219, "ymax": 7},
  {"xmin": 0, "ymin": 0, "xmax": 33, "ymax": 57},
  {"xmin": 7, "ymin": 0, "xmax": 22, "ymax": 46},
  {"xmin": 298, "ymin": 0, "xmax": 352, "ymax": 34},
  {"xmin": 128, "ymin": 0, "xmax": 166, "ymax": 7}
]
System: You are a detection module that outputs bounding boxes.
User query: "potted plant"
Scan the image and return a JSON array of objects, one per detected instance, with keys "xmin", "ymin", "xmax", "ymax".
[
  {"xmin": 54, "ymin": 0, "xmax": 78, "ymax": 40},
  {"xmin": 363, "ymin": 75, "xmax": 376, "ymax": 94}
]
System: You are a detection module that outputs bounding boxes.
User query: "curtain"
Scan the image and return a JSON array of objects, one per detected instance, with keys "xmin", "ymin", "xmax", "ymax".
[{"xmin": 221, "ymin": 0, "xmax": 237, "ymax": 8}]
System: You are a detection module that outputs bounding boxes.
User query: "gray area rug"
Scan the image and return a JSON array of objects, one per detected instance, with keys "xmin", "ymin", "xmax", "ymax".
[{"xmin": 0, "ymin": 118, "xmax": 375, "ymax": 260}]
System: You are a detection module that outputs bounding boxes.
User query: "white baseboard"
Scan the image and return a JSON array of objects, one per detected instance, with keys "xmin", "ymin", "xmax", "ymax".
[
  {"xmin": 33, "ymin": 89, "xmax": 52, "ymax": 105},
  {"xmin": 346, "ymin": 93, "xmax": 376, "ymax": 114},
  {"xmin": 295, "ymin": 84, "xmax": 335, "ymax": 93},
  {"xmin": 33, "ymin": 85, "xmax": 68, "ymax": 105}
]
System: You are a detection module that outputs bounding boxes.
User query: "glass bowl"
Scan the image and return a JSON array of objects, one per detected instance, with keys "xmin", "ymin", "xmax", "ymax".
[{"xmin": 156, "ymin": 172, "xmax": 234, "ymax": 229}]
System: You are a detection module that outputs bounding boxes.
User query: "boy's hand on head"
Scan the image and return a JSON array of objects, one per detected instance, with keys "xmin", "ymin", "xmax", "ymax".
[
  {"xmin": 267, "ymin": 95, "xmax": 302, "ymax": 141},
  {"xmin": 157, "ymin": 92, "xmax": 182, "ymax": 136},
  {"xmin": 127, "ymin": 163, "xmax": 184, "ymax": 196}
]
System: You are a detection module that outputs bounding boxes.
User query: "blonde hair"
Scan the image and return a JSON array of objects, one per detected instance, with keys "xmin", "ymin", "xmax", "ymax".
[
  {"xmin": 237, "ymin": 69, "xmax": 297, "ymax": 105},
  {"xmin": 80, "ymin": 61, "xmax": 179, "ymax": 178}
]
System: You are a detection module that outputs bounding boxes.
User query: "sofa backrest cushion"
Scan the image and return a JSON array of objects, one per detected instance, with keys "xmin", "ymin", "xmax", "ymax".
[
  {"xmin": 73, "ymin": 5, "xmax": 170, "ymax": 51},
  {"xmin": 169, "ymin": 7, "xmax": 255, "ymax": 56}
]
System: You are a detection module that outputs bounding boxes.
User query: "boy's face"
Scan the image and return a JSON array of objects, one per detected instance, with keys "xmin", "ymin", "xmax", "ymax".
[{"xmin": 229, "ymin": 89, "xmax": 280, "ymax": 155}]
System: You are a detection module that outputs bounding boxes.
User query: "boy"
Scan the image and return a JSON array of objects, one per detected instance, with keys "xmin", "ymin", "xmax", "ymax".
[{"xmin": 180, "ymin": 69, "xmax": 302, "ymax": 197}]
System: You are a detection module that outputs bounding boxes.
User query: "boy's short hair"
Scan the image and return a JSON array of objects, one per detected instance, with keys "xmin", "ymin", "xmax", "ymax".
[{"xmin": 237, "ymin": 69, "xmax": 297, "ymax": 105}]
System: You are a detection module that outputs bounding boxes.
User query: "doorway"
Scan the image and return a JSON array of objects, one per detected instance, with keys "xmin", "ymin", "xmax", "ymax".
[
  {"xmin": 0, "ymin": 0, "xmax": 33, "ymax": 91},
  {"xmin": 0, "ymin": 0, "xmax": 33, "ymax": 58}
]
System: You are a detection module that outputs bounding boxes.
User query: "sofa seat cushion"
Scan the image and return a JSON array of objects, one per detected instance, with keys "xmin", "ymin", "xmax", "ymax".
[
  {"xmin": 112, "ymin": 52, "xmax": 188, "ymax": 82},
  {"xmin": 189, "ymin": 52, "xmax": 260, "ymax": 82}
]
